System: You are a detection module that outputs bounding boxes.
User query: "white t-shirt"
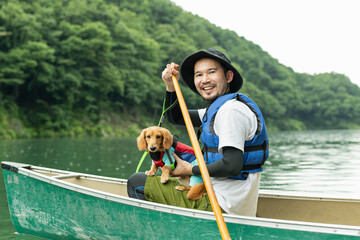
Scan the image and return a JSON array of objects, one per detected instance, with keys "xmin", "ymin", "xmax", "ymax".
[{"xmin": 198, "ymin": 99, "xmax": 260, "ymax": 216}]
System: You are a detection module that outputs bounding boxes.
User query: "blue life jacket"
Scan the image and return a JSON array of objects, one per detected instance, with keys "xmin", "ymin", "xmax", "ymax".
[{"xmin": 201, "ymin": 93, "xmax": 269, "ymax": 180}]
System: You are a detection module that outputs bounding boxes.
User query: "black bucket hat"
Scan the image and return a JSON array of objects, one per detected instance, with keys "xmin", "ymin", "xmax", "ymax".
[{"xmin": 180, "ymin": 48, "xmax": 243, "ymax": 95}]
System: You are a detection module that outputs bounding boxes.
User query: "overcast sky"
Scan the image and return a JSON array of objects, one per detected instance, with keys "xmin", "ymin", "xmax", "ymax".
[{"xmin": 171, "ymin": 0, "xmax": 360, "ymax": 86}]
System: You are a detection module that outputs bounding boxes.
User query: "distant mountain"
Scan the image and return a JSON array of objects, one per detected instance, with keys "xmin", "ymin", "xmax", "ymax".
[{"xmin": 0, "ymin": 0, "xmax": 359, "ymax": 139}]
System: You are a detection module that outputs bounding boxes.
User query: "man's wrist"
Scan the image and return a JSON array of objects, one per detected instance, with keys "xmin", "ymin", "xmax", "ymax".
[
  {"xmin": 192, "ymin": 165, "xmax": 201, "ymax": 175},
  {"xmin": 166, "ymin": 86, "xmax": 175, "ymax": 92}
]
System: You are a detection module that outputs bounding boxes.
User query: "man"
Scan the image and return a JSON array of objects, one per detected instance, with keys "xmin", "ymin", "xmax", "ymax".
[{"xmin": 128, "ymin": 48, "xmax": 269, "ymax": 216}]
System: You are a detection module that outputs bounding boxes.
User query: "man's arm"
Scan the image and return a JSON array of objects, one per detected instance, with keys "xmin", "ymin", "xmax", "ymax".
[
  {"xmin": 165, "ymin": 91, "xmax": 202, "ymax": 127},
  {"xmin": 192, "ymin": 147, "xmax": 243, "ymax": 177}
]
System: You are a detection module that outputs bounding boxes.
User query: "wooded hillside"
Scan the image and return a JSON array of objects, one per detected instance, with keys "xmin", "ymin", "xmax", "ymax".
[{"xmin": 1, "ymin": 0, "xmax": 360, "ymax": 139}]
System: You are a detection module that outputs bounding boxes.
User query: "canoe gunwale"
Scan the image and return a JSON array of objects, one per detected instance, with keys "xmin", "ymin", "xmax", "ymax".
[
  {"xmin": 2, "ymin": 161, "xmax": 360, "ymax": 237},
  {"xmin": 259, "ymin": 189, "xmax": 360, "ymax": 203}
]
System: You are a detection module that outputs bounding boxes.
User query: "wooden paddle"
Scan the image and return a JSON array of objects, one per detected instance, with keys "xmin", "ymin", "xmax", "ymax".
[{"xmin": 171, "ymin": 68, "xmax": 231, "ymax": 240}]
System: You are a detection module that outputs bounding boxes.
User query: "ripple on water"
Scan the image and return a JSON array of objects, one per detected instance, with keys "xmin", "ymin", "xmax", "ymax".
[{"xmin": 262, "ymin": 130, "xmax": 360, "ymax": 197}]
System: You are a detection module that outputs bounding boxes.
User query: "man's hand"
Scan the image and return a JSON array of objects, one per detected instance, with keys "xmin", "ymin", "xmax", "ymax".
[
  {"xmin": 170, "ymin": 152, "xmax": 194, "ymax": 176},
  {"xmin": 162, "ymin": 62, "xmax": 180, "ymax": 92}
]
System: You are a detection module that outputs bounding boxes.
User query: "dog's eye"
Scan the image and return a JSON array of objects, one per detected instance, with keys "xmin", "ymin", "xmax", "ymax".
[
  {"xmin": 146, "ymin": 135, "xmax": 150, "ymax": 138},
  {"xmin": 156, "ymin": 135, "xmax": 161, "ymax": 139}
]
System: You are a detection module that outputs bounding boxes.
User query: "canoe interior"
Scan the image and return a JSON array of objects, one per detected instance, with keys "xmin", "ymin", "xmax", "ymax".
[
  {"xmin": 18, "ymin": 166, "xmax": 360, "ymax": 227},
  {"xmin": 257, "ymin": 193, "xmax": 360, "ymax": 227},
  {"xmin": 36, "ymin": 168, "xmax": 129, "ymax": 197}
]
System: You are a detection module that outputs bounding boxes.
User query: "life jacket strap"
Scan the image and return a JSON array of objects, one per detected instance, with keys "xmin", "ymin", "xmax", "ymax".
[
  {"xmin": 202, "ymin": 143, "xmax": 209, "ymax": 164},
  {"xmin": 202, "ymin": 141, "xmax": 268, "ymax": 171},
  {"xmin": 204, "ymin": 146, "xmax": 219, "ymax": 153},
  {"xmin": 245, "ymin": 141, "xmax": 269, "ymax": 152},
  {"xmin": 204, "ymin": 141, "xmax": 268, "ymax": 153}
]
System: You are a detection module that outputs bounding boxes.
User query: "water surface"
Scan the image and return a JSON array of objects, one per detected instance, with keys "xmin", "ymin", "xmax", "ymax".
[
  {"xmin": 261, "ymin": 130, "xmax": 360, "ymax": 195},
  {"xmin": 1, "ymin": 130, "xmax": 360, "ymax": 239}
]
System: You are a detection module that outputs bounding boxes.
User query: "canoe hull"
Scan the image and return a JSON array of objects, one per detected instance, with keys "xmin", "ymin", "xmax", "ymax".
[{"xmin": 2, "ymin": 162, "xmax": 360, "ymax": 240}]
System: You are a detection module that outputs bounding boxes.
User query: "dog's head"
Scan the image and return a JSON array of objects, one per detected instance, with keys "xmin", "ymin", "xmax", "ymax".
[{"xmin": 137, "ymin": 126, "xmax": 173, "ymax": 152}]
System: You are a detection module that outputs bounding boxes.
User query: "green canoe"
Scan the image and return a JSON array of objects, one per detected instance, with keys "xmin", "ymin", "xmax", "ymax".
[{"xmin": 2, "ymin": 161, "xmax": 360, "ymax": 239}]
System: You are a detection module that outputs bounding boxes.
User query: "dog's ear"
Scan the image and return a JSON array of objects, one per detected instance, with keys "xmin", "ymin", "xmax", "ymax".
[
  {"xmin": 161, "ymin": 128, "xmax": 173, "ymax": 150},
  {"xmin": 137, "ymin": 129, "xmax": 147, "ymax": 151}
]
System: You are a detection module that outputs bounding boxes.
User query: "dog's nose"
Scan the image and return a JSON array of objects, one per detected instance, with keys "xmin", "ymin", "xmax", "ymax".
[{"xmin": 150, "ymin": 147, "xmax": 156, "ymax": 151}]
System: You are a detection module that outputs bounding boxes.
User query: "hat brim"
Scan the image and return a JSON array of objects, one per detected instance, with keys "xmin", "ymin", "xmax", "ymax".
[{"xmin": 180, "ymin": 50, "xmax": 243, "ymax": 95}]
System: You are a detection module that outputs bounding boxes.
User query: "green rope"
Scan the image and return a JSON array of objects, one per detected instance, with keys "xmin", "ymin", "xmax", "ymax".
[
  {"xmin": 135, "ymin": 152, "xmax": 148, "ymax": 173},
  {"xmin": 135, "ymin": 99, "xmax": 178, "ymax": 173}
]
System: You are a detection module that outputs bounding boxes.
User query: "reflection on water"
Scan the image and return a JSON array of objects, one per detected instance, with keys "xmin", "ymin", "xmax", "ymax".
[
  {"xmin": 262, "ymin": 129, "xmax": 360, "ymax": 196},
  {"xmin": 0, "ymin": 137, "xmax": 143, "ymax": 178},
  {"xmin": 1, "ymin": 130, "xmax": 360, "ymax": 239}
]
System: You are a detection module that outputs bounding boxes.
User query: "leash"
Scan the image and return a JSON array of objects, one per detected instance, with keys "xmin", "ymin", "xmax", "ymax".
[
  {"xmin": 164, "ymin": 149, "xmax": 175, "ymax": 170},
  {"xmin": 135, "ymin": 98, "xmax": 178, "ymax": 173}
]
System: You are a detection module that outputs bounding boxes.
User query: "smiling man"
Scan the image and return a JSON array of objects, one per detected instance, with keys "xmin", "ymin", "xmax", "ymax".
[{"xmin": 127, "ymin": 48, "xmax": 269, "ymax": 217}]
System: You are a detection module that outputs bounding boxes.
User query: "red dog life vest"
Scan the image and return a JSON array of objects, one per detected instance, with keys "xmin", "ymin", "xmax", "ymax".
[{"xmin": 150, "ymin": 140, "xmax": 196, "ymax": 168}]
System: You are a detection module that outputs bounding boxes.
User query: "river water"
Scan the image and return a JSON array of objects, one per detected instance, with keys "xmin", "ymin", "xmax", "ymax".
[{"xmin": 1, "ymin": 129, "xmax": 360, "ymax": 239}]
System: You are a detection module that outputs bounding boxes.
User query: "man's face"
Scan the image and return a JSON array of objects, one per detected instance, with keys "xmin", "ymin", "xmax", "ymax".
[{"xmin": 194, "ymin": 58, "xmax": 233, "ymax": 101}]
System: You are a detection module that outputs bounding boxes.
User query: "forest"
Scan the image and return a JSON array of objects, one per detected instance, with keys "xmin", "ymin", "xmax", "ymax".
[{"xmin": 1, "ymin": 0, "xmax": 360, "ymax": 139}]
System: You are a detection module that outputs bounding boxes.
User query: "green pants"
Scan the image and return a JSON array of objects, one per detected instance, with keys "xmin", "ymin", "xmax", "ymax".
[{"xmin": 145, "ymin": 176, "xmax": 224, "ymax": 213}]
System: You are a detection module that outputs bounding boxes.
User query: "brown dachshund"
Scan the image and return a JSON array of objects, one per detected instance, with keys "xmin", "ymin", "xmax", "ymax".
[
  {"xmin": 137, "ymin": 126, "xmax": 206, "ymax": 200},
  {"xmin": 137, "ymin": 126, "xmax": 173, "ymax": 184}
]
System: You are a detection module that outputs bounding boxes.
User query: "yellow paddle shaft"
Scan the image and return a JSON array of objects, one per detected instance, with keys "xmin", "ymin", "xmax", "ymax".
[{"xmin": 171, "ymin": 73, "xmax": 231, "ymax": 240}]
